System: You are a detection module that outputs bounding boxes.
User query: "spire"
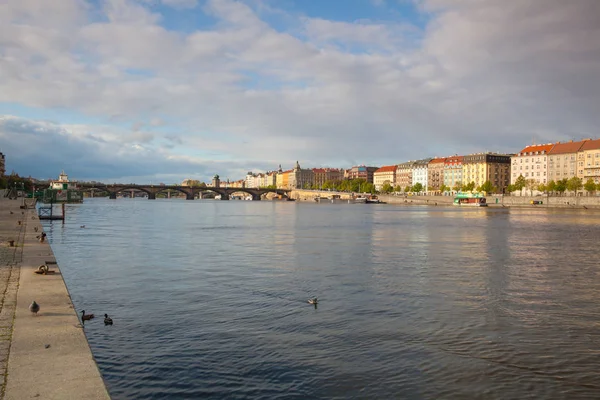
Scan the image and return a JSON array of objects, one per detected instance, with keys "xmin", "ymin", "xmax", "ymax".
[{"xmin": 295, "ymin": 160, "xmax": 300, "ymax": 170}]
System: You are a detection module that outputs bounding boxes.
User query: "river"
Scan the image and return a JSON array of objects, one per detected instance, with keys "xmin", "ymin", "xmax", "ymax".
[{"xmin": 42, "ymin": 199, "xmax": 600, "ymax": 399}]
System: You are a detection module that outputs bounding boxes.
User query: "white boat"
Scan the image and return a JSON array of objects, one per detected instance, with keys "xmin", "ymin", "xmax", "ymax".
[
  {"xmin": 453, "ymin": 194, "xmax": 487, "ymax": 207},
  {"xmin": 353, "ymin": 196, "xmax": 367, "ymax": 203}
]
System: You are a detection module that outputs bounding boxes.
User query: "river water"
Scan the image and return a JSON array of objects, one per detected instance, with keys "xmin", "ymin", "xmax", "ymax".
[{"xmin": 43, "ymin": 199, "xmax": 600, "ymax": 399}]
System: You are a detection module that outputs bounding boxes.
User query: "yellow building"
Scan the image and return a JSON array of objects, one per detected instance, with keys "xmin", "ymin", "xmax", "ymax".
[
  {"xmin": 462, "ymin": 153, "xmax": 511, "ymax": 192},
  {"xmin": 579, "ymin": 138, "xmax": 600, "ymax": 184},
  {"xmin": 373, "ymin": 165, "xmax": 397, "ymax": 191}
]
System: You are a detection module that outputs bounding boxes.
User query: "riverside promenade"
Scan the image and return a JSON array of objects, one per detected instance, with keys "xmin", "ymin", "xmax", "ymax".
[{"xmin": 0, "ymin": 198, "xmax": 109, "ymax": 399}]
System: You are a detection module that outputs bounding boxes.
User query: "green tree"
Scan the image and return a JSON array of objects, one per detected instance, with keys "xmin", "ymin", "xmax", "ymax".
[
  {"xmin": 452, "ymin": 182, "xmax": 462, "ymax": 192},
  {"xmin": 526, "ymin": 179, "xmax": 538, "ymax": 196},
  {"xmin": 439, "ymin": 184, "xmax": 449, "ymax": 193},
  {"xmin": 583, "ymin": 178, "xmax": 596, "ymax": 195},
  {"xmin": 555, "ymin": 178, "xmax": 567, "ymax": 195},
  {"xmin": 566, "ymin": 176, "xmax": 583, "ymax": 195},
  {"xmin": 404, "ymin": 185, "xmax": 411, "ymax": 193},
  {"xmin": 463, "ymin": 181, "xmax": 476, "ymax": 192},
  {"xmin": 506, "ymin": 184, "xmax": 516, "ymax": 193},
  {"xmin": 514, "ymin": 175, "xmax": 527, "ymax": 195},
  {"xmin": 412, "ymin": 182, "xmax": 423, "ymax": 193},
  {"xmin": 479, "ymin": 180, "xmax": 495, "ymax": 194},
  {"xmin": 381, "ymin": 182, "xmax": 393, "ymax": 193},
  {"xmin": 393, "ymin": 185, "xmax": 402, "ymax": 193},
  {"xmin": 536, "ymin": 183, "xmax": 547, "ymax": 193},
  {"xmin": 546, "ymin": 180, "xmax": 556, "ymax": 195}
]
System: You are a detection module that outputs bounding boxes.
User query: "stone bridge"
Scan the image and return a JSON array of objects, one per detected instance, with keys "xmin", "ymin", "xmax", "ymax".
[{"xmin": 79, "ymin": 184, "xmax": 291, "ymax": 201}]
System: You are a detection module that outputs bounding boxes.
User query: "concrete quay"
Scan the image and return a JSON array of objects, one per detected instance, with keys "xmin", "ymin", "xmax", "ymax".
[{"xmin": 0, "ymin": 198, "xmax": 110, "ymax": 399}]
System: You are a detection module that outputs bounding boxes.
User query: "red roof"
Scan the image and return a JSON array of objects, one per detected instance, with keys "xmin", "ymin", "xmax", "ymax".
[
  {"xmin": 581, "ymin": 138, "xmax": 600, "ymax": 151},
  {"xmin": 444, "ymin": 155, "xmax": 463, "ymax": 164},
  {"xmin": 517, "ymin": 143, "xmax": 554, "ymax": 155},
  {"xmin": 375, "ymin": 165, "xmax": 397, "ymax": 173},
  {"xmin": 429, "ymin": 157, "xmax": 446, "ymax": 164},
  {"xmin": 312, "ymin": 168, "xmax": 326, "ymax": 173},
  {"xmin": 548, "ymin": 140, "xmax": 587, "ymax": 155}
]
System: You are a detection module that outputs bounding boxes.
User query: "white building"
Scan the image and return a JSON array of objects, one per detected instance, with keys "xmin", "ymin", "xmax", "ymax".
[
  {"xmin": 510, "ymin": 144, "xmax": 554, "ymax": 191},
  {"xmin": 411, "ymin": 159, "xmax": 431, "ymax": 191}
]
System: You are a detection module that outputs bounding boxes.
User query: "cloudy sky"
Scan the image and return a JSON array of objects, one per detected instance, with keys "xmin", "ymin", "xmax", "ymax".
[{"xmin": 1, "ymin": 0, "xmax": 599, "ymax": 183}]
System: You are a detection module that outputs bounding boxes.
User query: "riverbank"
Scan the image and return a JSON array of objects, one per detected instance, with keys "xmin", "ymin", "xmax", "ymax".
[
  {"xmin": 0, "ymin": 198, "xmax": 110, "ymax": 399},
  {"xmin": 290, "ymin": 189, "xmax": 600, "ymax": 209}
]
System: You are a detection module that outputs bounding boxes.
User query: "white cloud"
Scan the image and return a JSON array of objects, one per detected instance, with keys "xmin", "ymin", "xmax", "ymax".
[{"xmin": 1, "ymin": 0, "xmax": 599, "ymax": 182}]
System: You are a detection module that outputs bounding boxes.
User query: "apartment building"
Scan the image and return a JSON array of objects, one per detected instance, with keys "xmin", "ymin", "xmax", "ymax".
[
  {"xmin": 463, "ymin": 153, "xmax": 511, "ymax": 192},
  {"xmin": 346, "ymin": 165, "xmax": 379, "ymax": 183},
  {"xmin": 373, "ymin": 165, "xmax": 397, "ymax": 191},
  {"xmin": 412, "ymin": 159, "xmax": 432, "ymax": 191},
  {"xmin": 579, "ymin": 138, "xmax": 600, "ymax": 184},
  {"xmin": 548, "ymin": 140, "xmax": 587, "ymax": 182},
  {"xmin": 510, "ymin": 143, "xmax": 554, "ymax": 185},
  {"xmin": 313, "ymin": 168, "xmax": 343, "ymax": 188},
  {"xmin": 396, "ymin": 161, "xmax": 414, "ymax": 190},
  {"xmin": 276, "ymin": 170, "xmax": 291, "ymax": 189},
  {"xmin": 427, "ymin": 158, "xmax": 445, "ymax": 192},
  {"xmin": 443, "ymin": 155, "xmax": 463, "ymax": 191},
  {"xmin": 0, "ymin": 152, "xmax": 5, "ymax": 176},
  {"xmin": 288, "ymin": 161, "xmax": 314, "ymax": 189}
]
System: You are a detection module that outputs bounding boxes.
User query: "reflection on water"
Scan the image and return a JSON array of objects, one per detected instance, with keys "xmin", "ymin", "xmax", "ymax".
[{"xmin": 44, "ymin": 200, "xmax": 600, "ymax": 399}]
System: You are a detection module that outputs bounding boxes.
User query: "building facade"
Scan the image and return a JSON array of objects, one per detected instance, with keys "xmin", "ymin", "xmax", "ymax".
[
  {"xmin": 443, "ymin": 155, "xmax": 463, "ymax": 191},
  {"xmin": 373, "ymin": 165, "xmax": 397, "ymax": 191},
  {"xmin": 346, "ymin": 165, "xmax": 379, "ymax": 183},
  {"xmin": 463, "ymin": 153, "xmax": 511, "ymax": 192},
  {"xmin": 412, "ymin": 159, "xmax": 432, "ymax": 191},
  {"xmin": 511, "ymin": 144, "xmax": 554, "ymax": 186},
  {"xmin": 548, "ymin": 140, "xmax": 587, "ymax": 183},
  {"xmin": 396, "ymin": 161, "xmax": 414, "ymax": 190},
  {"xmin": 579, "ymin": 138, "xmax": 600, "ymax": 184},
  {"xmin": 0, "ymin": 152, "xmax": 5, "ymax": 176},
  {"xmin": 427, "ymin": 158, "xmax": 445, "ymax": 193},
  {"xmin": 288, "ymin": 161, "xmax": 314, "ymax": 189}
]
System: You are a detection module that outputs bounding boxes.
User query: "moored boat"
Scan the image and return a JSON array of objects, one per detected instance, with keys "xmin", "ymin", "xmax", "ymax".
[{"xmin": 453, "ymin": 193, "xmax": 487, "ymax": 207}]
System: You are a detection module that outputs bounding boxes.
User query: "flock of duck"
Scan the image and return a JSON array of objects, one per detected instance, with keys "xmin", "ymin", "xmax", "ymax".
[{"xmin": 29, "ymin": 301, "xmax": 114, "ymax": 325}]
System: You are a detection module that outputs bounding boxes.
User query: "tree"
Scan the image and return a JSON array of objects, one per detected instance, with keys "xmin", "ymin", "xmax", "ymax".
[
  {"xmin": 440, "ymin": 184, "xmax": 449, "ymax": 193},
  {"xmin": 463, "ymin": 181, "xmax": 476, "ymax": 192},
  {"xmin": 393, "ymin": 185, "xmax": 402, "ymax": 193},
  {"xmin": 583, "ymin": 178, "xmax": 596, "ymax": 195},
  {"xmin": 555, "ymin": 178, "xmax": 567, "ymax": 195},
  {"xmin": 526, "ymin": 179, "xmax": 537, "ymax": 196},
  {"xmin": 412, "ymin": 182, "xmax": 423, "ymax": 193},
  {"xmin": 514, "ymin": 175, "xmax": 527, "ymax": 195},
  {"xmin": 566, "ymin": 177, "xmax": 583, "ymax": 195},
  {"xmin": 404, "ymin": 185, "xmax": 411, "ymax": 193},
  {"xmin": 547, "ymin": 180, "xmax": 556, "ymax": 195},
  {"xmin": 381, "ymin": 182, "xmax": 393, "ymax": 193},
  {"xmin": 506, "ymin": 184, "xmax": 516, "ymax": 194},
  {"xmin": 536, "ymin": 183, "xmax": 547, "ymax": 193},
  {"xmin": 479, "ymin": 180, "xmax": 495, "ymax": 194},
  {"xmin": 452, "ymin": 182, "xmax": 462, "ymax": 192}
]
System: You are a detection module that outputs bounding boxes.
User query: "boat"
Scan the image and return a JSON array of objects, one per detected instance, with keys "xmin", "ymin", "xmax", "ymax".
[
  {"xmin": 353, "ymin": 196, "xmax": 367, "ymax": 203},
  {"xmin": 453, "ymin": 193, "xmax": 487, "ymax": 207},
  {"xmin": 366, "ymin": 195, "xmax": 384, "ymax": 204}
]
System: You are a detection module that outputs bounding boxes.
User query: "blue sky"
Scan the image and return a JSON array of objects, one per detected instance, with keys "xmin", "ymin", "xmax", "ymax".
[{"xmin": 1, "ymin": 0, "xmax": 599, "ymax": 183}]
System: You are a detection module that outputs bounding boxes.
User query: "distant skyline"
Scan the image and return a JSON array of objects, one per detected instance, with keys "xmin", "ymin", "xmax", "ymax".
[{"xmin": 1, "ymin": 0, "xmax": 599, "ymax": 183}]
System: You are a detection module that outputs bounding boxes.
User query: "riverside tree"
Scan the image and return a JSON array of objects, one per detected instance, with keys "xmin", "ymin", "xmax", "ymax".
[
  {"xmin": 412, "ymin": 182, "xmax": 423, "ymax": 194},
  {"xmin": 381, "ymin": 182, "xmax": 393, "ymax": 193},
  {"xmin": 584, "ymin": 178, "xmax": 597, "ymax": 195},
  {"xmin": 514, "ymin": 175, "xmax": 527, "ymax": 195},
  {"xmin": 567, "ymin": 177, "xmax": 583, "ymax": 195}
]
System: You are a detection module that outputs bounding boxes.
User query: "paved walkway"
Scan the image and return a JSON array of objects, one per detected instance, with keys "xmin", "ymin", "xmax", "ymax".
[{"xmin": 0, "ymin": 198, "xmax": 110, "ymax": 399}]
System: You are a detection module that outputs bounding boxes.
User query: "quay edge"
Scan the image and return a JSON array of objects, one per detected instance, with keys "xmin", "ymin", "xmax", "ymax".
[{"xmin": 1, "ymin": 198, "xmax": 110, "ymax": 400}]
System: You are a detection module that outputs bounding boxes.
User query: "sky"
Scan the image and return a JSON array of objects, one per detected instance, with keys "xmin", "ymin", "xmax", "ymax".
[{"xmin": 1, "ymin": 0, "xmax": 599, "ymax": 184}]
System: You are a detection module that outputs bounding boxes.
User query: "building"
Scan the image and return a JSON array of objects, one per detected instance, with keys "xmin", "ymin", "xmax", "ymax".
[
  {"xmin": 0, "ymin": 152, "xmax": 5, "ymax": 176},
  {"xmin": 245, "ymin": 172, "xmax": 257, "ymax": 188},
  {"xmin": 427, "ymin": 158, "xmax": 446, "ymax": 193},
  {"xmin": 443, "ymin": 155, "xmax": 463, "ymax": 192},
  {"xmin": 50, "ymin": 171, "xmax": 78, "ymax": 190},
  {"xmin": 578, "ymin": 138, "xmax": 600, "ymax": 184},
  {"xmin": 462, "ymin": 153, "xmax": 511, "ymax": 192},
  {"xmin": 211, "ymin": 175, "xmax": 220, "ymax": 187},
  {"xmin": 313, "ymin": 168, "xmax": 343, "ymax": 188},
  {"xmin": 288, "ymin": 161, "xmax": 314, "ymax": 189},
  {"xmin": 373, "ymin": 165, "xmax": 397, "ymax": 191},
  {"xmin": 396, "ymin": 161, "xmax": 415, "ymax": 190},
  {"xmin": 346, "ymin": 165, "xmax": 379, "ymax": 183},
  {"xmin": 548, "ymin": 140, "xmax": 587, "ymax": 183},
  {"xmin": 412, "ymin": 158, "xmax": 432, "ymax": 191},
  {"xmin": 510, "ymin": 143, "xmax": 554, "ymax": 186},
  {"xmin": 264, "ymin": 171, "xmax": 277, "ymax": 187}
]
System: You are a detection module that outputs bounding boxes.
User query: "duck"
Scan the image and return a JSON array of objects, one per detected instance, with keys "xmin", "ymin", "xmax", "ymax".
[
  {"xmin": 29, "ymin": 301, "xmax": 40, "ymax": 315},
  {"xmin": 81, "ymin": 310, "xmax": 95, "ymax": 321},
  {"xmin": 308, "ymin": 297, "xmax": 318, "ymax": 305},
  {"xmin": 80, "ymin": 225, "xmax": 85, "ymax": 229},
  {"xmin": 103, "ymin": 314, "xmax": 113, "ymax": 325}
]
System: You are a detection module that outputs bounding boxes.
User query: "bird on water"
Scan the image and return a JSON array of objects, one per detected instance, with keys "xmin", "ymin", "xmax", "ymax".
[
  {"xmin": 308, "ymin": 297, "xmax": 318, "ymax": 308},
  {"xmin": 29, "ymin": 301, "xmax": 40, "ymax": 315},
  {"xmin": 81, "ymin": 310, "xmax": 95, "ymax": 321},
  {"xmin": 104, "ymin": 314, "xmax": 113, "ymax": 325}
]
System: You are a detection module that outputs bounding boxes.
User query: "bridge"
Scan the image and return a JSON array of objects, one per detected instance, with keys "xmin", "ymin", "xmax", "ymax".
[{"xmin": 78, "ymin": 183, "xmax": 291, "ymax": 201}]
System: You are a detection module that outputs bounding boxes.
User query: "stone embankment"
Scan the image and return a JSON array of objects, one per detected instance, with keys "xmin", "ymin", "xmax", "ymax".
[
  {"xmin": 290, "ymin": 189, "xmax": 600, "ymax": 209},
  {"xmin": 0, "ymin": 197, "xmax": 110, "ymax": 399}
]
